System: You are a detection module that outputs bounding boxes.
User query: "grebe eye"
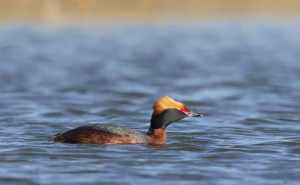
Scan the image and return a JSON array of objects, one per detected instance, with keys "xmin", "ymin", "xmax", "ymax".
[{"xmin": 180, "ymin": 106, "xmax": 190, "ymax": 113}]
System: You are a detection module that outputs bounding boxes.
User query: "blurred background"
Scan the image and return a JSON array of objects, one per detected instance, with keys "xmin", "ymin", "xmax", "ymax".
[{"xmin": 0, "ymin": 0, "xmax": 300, "ymax": 23}]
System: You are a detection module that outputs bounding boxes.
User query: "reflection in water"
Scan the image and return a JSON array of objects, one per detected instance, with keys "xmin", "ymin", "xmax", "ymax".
[{"xmin": 0, "ymin": 23, "xmax": 300, "ymax": 185}]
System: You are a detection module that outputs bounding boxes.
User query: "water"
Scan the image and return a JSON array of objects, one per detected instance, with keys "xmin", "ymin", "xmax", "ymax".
[{"xmin": 0, "ymin": 23, "xmax": 300, "ymax": 185}]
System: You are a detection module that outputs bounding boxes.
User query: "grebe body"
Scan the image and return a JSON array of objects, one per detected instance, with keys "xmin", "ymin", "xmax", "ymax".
[
  {"xmin": 54, "ymin": 96, "xmax": 205, "ymax": 145},
  {"xmin": 54, "ymin": 124, "xmax": 147, "ymax": 144}
]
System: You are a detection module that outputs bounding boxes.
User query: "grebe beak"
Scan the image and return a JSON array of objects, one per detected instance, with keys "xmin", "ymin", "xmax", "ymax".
[
  {"xmin": 185, "ymin": 111, "xmax": 207, "ymax": 117},
  {"xmin": 180, "ymin": 106, "xmax": 206, "ymax": 117}
]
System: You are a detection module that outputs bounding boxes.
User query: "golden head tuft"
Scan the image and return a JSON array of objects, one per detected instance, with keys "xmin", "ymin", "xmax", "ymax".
[{"xmin": 152, "ymin": 96, "xmax": 185, "ymax": 115}]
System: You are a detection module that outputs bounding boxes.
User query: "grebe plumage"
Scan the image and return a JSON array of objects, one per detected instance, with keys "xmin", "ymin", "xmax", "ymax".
[{"xmin": 54, "ymin": 96, "xmax": 205, "ymax": 145}]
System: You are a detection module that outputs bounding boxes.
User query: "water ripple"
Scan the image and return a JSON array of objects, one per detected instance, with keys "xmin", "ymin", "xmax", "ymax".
[{"xmin": 0, "ymin": 23, "xmax": 300, "ymax": 185}]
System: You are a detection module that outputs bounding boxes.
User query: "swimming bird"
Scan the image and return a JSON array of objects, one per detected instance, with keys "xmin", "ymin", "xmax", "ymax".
[{"xmin": 54, "ymin": 96, "xmax": 205, "ymax": 145}]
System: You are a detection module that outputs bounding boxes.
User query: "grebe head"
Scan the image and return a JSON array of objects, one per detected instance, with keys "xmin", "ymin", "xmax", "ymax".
[{"xmin": 150, "ymin": 96, "xmax": 205, "ymax": 129}]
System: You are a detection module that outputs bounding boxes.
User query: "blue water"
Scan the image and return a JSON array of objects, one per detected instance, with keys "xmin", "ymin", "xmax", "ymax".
[{"xmin": 0, "ymin": 23, "xmax": 300, "ymax": 185}]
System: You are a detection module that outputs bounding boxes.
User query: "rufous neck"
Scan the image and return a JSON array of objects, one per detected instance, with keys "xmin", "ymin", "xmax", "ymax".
[{"xmin": 147, "ymin": 128, "xmax": 167, "ymax": 145}]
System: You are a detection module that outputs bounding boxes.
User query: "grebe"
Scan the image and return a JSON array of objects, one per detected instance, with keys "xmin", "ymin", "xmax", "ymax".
[{"xmin": 54, "ymin": 96, "xmax": 205, "ymax": 145}]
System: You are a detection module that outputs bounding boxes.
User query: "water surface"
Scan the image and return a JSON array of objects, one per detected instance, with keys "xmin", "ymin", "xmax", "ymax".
[{"xmin": 0, "ymin": 23, "xmax": 300, "ymax": 185}]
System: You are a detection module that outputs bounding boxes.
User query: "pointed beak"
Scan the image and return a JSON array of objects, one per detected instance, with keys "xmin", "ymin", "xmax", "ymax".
[
  {"xmin": 179, "ymin": 106, "xmax": 206, "ymax": 118},
  {"xmin": 185, "ymin": 111, "xmax": 207, "ymax": 117}
]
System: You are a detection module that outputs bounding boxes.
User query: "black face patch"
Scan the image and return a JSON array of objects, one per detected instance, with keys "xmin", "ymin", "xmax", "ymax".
[{"xmin": 150, "ymin": 109, "xmax": 187, "ymax": 129}]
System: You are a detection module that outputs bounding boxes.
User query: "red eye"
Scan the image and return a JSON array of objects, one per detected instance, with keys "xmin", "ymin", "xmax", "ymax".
[{"xmin": 180, "ymin": 106, "xmax": 190, "ymax": 113}]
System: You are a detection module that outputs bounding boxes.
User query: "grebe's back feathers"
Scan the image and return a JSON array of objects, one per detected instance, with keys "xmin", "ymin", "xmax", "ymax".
[
  {"xmin": 88, "ymin": 124, "xmax": 145, "ymax": 137},
  {"xmin": 54, "ymin": 124, "xmax": 146, "ymax": 144}
]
